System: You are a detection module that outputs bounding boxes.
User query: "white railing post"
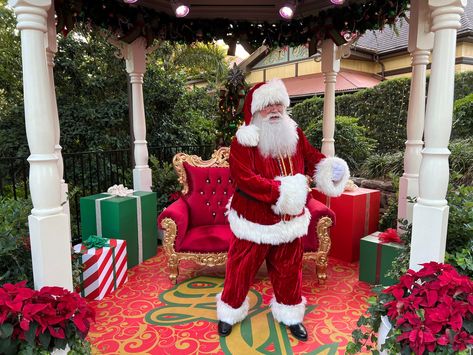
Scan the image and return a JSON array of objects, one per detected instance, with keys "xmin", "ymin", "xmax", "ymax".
[
  {"xmin": 125, "ymin": 38, "xmax": 152, "ymax": 191},
  {"xmin": 10, "ymin": 0, "xmax": 73, "ymax": 290},
  {"xmin": 321, "ymin": 39, "xmax": 340, "ymax": 157},
  {"xmin": 410, "ymin": 0, "xmax": 466, "ymax": 270},
  {"xmin": 398, "ymin": 0, "xmax": 434, "ymax": 224},
  {"xmin": 45, "ymin": 3, "xmax": 71, "ymax": 240}
]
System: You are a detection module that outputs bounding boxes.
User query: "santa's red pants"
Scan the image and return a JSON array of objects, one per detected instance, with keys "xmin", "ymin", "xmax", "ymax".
[{"xmin": 217, "ymin": 234, "xmax": 306, "ymax": 326}]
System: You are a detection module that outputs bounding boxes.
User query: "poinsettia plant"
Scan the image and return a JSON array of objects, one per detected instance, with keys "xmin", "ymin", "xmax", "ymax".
[
  {"xmin": 347, "ymin": 262, "xmax": 473, "ymax": 354},
  {"xmin": 0, "ymin": 281, "xmax": 95, "ymax": 354}
]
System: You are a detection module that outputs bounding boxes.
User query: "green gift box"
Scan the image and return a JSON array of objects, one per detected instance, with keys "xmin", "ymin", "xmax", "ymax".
[
  {"xmin": 80, "ymin": 190, "xmax": 157, "ymax": 268},
  {"xmin": 359, "ymin": 232, "xmax": 404, "ymax": 286}
]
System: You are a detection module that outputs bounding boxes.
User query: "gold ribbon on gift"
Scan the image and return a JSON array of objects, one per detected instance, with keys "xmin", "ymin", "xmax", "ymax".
[
  {"xmin": 364, "ymin": 192, "xmax": 371, "ymax": 236},
  {"xmin": 95, "ymin": 184, "xmax": 144, "ymax": 263}
]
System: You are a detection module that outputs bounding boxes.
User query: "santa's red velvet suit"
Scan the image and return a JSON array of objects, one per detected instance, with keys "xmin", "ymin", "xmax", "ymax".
[{"xmin": 216, "ymin": 79, "xmax": 349, "ymax": 329}]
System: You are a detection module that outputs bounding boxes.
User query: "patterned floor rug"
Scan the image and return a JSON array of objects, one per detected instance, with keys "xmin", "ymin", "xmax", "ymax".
[{"xmin": 87, "ymin": 247, "xmax": 372, "ymax": 354}]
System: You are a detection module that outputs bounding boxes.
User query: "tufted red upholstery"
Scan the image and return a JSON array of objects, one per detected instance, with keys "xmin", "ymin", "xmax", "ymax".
[
  {"xmin": 183, "ymin": 163, "xmax": 234, "ymax": 227},
  {"xmin": 158, "ymin": 163, "xmax": 334, "ymax": 254},
  {"xmin": 176, "ymin": 225, "xmax": 233, "ymax": 252}
]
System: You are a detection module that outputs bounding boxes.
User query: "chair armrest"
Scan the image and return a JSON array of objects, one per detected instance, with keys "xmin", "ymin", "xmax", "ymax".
[
  {"xmin": 158, "ymin": 198, "xmax": 190, "ymax": 244},
  {"xmin": 307, "ymin": 197, "xmax": 336, "ymax": 225}
]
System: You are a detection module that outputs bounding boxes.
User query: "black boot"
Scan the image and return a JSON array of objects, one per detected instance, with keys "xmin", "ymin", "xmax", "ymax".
[
  {"xmin": 218, "ymin": 321, "xmax": 233, "ymax": 337},
  {"xmin": 288, "ymin": 323, "xmax": 308, "ymax": 341}
]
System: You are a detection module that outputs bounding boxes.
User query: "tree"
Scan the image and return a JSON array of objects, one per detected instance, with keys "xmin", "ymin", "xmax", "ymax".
[
  {"xmin": 0, "ymin": 0, "xmax": 27, "ymax": 157},
  {"xmin": 0, "ymin": 16, "xmax": 220, "ymax": 157}
]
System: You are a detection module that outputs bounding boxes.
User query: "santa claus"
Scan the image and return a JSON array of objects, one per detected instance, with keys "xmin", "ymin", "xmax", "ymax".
[{"xmin": 216, "ymin": 79, "xmax": 349, "ymax": 341}]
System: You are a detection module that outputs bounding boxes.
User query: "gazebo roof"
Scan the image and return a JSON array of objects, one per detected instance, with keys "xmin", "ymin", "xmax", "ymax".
[
  {"xmin": 355, "ymin": 1, "xmax": 473, "ymax": 55},
  {"xmin": 55, "ymin": 0, "xmax": 410, "ymax": 53}
]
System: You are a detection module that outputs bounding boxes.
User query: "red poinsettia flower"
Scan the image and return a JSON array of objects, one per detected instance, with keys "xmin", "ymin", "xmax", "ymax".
[
  {"xmin": 0, "ymin": 281, "xmax": 95, "ymax": 350},
  {"xmin": 382, "ymin": 262, "xmax": 473, "ymax": 354}
]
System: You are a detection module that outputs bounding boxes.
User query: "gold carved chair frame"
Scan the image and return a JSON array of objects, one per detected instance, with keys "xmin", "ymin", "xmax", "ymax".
[{"xmin": 160, "ymin": 147, "xmax": 332, "ymax": 284}]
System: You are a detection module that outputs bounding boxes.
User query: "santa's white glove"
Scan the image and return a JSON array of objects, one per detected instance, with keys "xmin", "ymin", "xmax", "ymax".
[{"xmin": 332, "ymin": 163, "xmax": 345, "ymax": 182}]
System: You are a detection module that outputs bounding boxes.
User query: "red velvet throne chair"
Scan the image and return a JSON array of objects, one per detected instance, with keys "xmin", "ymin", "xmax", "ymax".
[{"xmin": 158, "ymin": 147, "xmax": 335, "ymax": 284}]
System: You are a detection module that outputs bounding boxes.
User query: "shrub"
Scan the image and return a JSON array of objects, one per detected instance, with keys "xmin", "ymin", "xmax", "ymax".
[
  {"xmin": 358, "ymin": 151, "xmax": 403, "ymax": 179},
  {"xmin": 291, "ymin": 96, "xmax": 324, "ymax": 131},
  {"xmin": 358, "ymin": 139, "xmax": 473, "ymax": 185},
  {"xmin": 150, "ymin": 155, "xmax": 181, "ymax": 216},
  {"xmin": 454, "ymin": 71, "xmax": 473, "ymax": 100},
  {"xmin": 446, "ymin": 239, "xmax": 473, "ymax": 279},
  {"xmin": 0, "ymin": 197, "xmax": 32, "ymax": 286},
  {"xmin": 446, "ymin": 184, "xmax": 473, "ymax": 255},
  {"xmin": 304, "ymin": 116, "xmax": 376, "ymax": 175},
  {"xmin": 0, "ymin": 197, "xmax": 85, "ymax": 289},
  {"xmin": 450, "ymin": 138, "xmax": 473, "ymax": 186},
  {"xmin": 382, "ymin": 184, "xmax": 473, "ymax": 281},
  {"xmin": 452, "ymin": 94, "xmax": 473, "ymax": 139},
  {"xmin": 337, "ymin": 78, "xmax": 411, "ymax": 154}
]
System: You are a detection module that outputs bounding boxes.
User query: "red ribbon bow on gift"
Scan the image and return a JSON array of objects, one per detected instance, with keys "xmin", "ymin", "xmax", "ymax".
[{"xmin": 378, "ymin": 228, "xmax": 402, "ymax": 244}]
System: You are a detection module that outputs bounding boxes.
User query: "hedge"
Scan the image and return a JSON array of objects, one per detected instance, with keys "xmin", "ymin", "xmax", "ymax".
[
  {"xmin": 304, "ymin": 116, "xmax": 376, "ymax": 174},
  {"xmin": 452, "ymin": 93, "xmax": 473, "ymax": 139}
]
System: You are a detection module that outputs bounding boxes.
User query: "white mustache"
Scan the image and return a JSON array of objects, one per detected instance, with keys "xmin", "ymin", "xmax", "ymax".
[{"xmin": 267, "ymin": 112, "xmax": 282, "ymax": 120}]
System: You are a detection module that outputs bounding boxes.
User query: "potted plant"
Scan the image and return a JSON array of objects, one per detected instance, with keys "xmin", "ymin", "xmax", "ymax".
[
  {"xmin": 347, "ymin": 261, "xmax": 473, "ymax": 354},
  {"xmin": 0, "ymin": 281, "xmax": 95, "ymax": 354}
]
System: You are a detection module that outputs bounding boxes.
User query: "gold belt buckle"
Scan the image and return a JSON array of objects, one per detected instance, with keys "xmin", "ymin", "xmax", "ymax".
[{"xmin": 282, "ymin": 214, "xmax": 292, "ymax": 222}]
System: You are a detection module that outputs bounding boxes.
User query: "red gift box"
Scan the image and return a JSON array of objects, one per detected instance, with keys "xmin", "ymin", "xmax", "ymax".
[
  {"xmin": 73, "ymin": 238, "xmax": 128, "ymax": 300},
  {"xmin": 311, "ymin": 187, "xmax": 380, "ymax": 262}
]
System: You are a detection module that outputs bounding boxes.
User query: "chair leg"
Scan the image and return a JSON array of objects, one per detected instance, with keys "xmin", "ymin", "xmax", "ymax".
[
  {"xmin": 316, "ymin": 252, "xmax": 328, "ymax": 284},
  {"xmin": 168, "ymin": 256, "xmax": 179, "ymax": 284},
  {"xmin": 316, "ymin": 264, "xmax": 327, "ymax": 284}
]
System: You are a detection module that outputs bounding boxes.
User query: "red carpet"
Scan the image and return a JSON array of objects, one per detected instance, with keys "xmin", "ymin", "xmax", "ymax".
[{"xmin": 87, "ymin": 247, "xmax": 372, "ymax": 354}]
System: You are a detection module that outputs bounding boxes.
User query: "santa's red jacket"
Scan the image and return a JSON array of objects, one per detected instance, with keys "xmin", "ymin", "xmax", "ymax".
[{"xmin": 227, "ymin": 127, "xmax": 347, "ymax": 246}]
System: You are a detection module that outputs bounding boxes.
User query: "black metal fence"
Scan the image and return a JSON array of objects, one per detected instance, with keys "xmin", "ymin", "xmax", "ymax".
[{"xmin": 0, "ymin": 144, "xmax": 214, "ymax": 244}]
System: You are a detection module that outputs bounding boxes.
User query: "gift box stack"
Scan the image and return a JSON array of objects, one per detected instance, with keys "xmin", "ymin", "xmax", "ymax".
[
  {"xmin": 80, "ymin": 185, "xmax": 158, "ymax": 268},
  {"xmin": 311, "ymin": 187, "xmax": 380, "ymax": 262},
  {"xmin": 359, "ymin": 231, "xmax": 404, "ymax": 286},
  {"xmin": 73, "ymin": 236, "xmax": 128, "ymax": 300}
]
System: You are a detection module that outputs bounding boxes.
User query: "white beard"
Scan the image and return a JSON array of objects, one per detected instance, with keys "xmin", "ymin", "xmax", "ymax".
[{"xmin": 252, "ymin": 111, "xmax": 299, "ymax": 158}]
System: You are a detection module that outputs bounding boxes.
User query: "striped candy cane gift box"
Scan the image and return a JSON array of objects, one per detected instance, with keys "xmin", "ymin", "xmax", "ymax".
[{"xmin": 73, "ymin": 238, "xmax": 128, "ymax": 300}]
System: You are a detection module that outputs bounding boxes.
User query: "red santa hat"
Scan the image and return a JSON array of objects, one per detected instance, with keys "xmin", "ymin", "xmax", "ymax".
[{"xmin": 237, "ymin": 79, "xmax": 291, "ymax": 147}]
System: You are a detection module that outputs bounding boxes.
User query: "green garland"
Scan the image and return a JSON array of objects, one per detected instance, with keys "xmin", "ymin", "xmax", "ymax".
[{"xmin": 55, "ymin": 0, "xmax": 409, "ymax": 51}]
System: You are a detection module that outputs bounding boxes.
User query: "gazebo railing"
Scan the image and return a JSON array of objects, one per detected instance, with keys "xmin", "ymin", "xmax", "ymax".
[{"xmin": 0, "ymin": 144, "xmax": 214, "ymax": 244}]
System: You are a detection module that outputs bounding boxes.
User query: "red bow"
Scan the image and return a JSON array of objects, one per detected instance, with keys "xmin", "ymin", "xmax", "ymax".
[{"xmin": 378, "ymin": 228, "xmax": 402, "ymax": 244}]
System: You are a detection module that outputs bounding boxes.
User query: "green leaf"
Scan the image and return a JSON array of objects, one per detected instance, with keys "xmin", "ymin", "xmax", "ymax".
[
  {"xmin": 38, "ymin": 330, "xmax": 51, "ymax": 349},
  {"xmin": 53, "ymin": 337, "xmax": 68, "ymax": 350},
  {"xmin": 24, "ymin": 322, "xmax": 38, "ymax": 346},
  {"xmin": 462, "ymin": 319, "xmax": 473, "ymax": 333},
  {"xmin": 0, "ymin": 323, "xmax": 14, "ymax": 338},
  {"xmin": 0, "ymin": 338, "xmax": 16, "ymax": 354}
]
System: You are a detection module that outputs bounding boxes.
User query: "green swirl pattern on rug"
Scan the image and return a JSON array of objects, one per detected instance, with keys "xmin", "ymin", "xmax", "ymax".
[{"xmin": 145, "ymin": 276, "xmax": 339, "ymax": 354}]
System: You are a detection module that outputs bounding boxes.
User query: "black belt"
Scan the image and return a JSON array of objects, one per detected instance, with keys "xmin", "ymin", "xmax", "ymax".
[{"xmin": 236, "ymin": 188, "xmax": 259, "ymax": 202}]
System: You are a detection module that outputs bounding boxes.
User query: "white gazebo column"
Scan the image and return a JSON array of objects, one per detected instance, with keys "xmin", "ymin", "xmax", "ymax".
[
  {"xmin": 398, "ymin": 1, "xmax": 434, "ymax": 224},
  {"xmin": 10, "ymin": 0, "xmax": 73, "ymax": 290},
  {"xmin": 46, "ymin": 4, "xmax": 71, "ymax": 240},
  {"xmin": 124, "ymin": 38, "xmax": 152, "ymax": 191},
  {"xmin": 321, "ymin": 39, "xmax": 340, "ymax": 157},
  {"xmin": 410, "ymin": 0, "xmax": 466, "ymax": 270}
]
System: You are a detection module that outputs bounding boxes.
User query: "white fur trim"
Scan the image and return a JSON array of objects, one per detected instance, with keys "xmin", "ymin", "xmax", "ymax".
[
  {"xmin": 271, "ymin": 296, "xmax": 307, "ymax": 325},
  {"xmin": 227, "ymin": 207, "xmax": 310, "ymax": 245},
  {"xmin": 216, "ymin": 292, "xmax": 249, "ymax": 325},
  {"xmin": 251, "ymin": 79, "xmax": 290, "ymax": 114},
  {"xmin": 236, "ymin": 124, "xmax": 260, "ymax": 147},
  {"xmin": 271, "ymin": 174, "xmax": 309, "ymax": 215},
  {"xmin": 314, "ymin": 157, "xmax": 350, "ymax": 197}
]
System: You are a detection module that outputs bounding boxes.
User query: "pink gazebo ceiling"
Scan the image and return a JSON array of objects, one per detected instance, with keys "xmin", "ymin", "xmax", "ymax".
[{"xmin": 55, "ymin": 0, "xmax": 410, "ymax": 53}]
